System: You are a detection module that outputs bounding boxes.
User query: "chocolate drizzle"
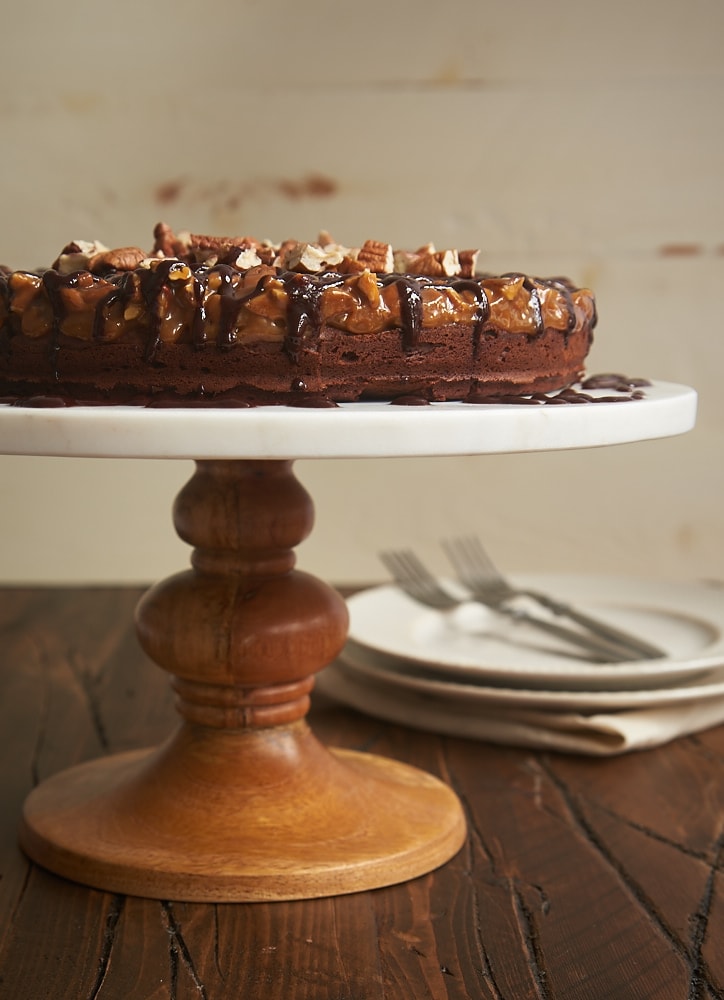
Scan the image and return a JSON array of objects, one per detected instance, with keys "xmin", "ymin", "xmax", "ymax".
[
  {"xmin": 190, "ymin": 268, "xmax": 209, "ymax": 347},
  {"xmin": 40, "ymin": 270, "xmax": 71, "ymax": 379},
  {"xmin": 271, "ymin": 271, "xmax": 343, "ymax": 361},
  {"xmin": 214, "ymin": 264, "xmax": 245, "ymax": 349},
  {"xmin": 450, "ymin": 278, "xmax": 490, "ymax": 352},
  {"xmin": 0, "ymin": 245, "xmax": 598, "ymax": 407},
  {"xmin": 136, "ymin": 261, "xmax": 182, "ymax": 361},
  {"xmin": 280, "ymin": 272, "xmax": 322, "ymax": 363},
  {"xmin": 527, "ymin": 280, "xmax": 544, "ymax": 336},
  {"xmin": 0, "ymin": 272, "xmax": 9, "ymax": 316},
  {"xmin": 546, "ymin": 277, "xmax": 578, "ymax": 335},
  {"xmin": 1, "ymin": 375, "xmax": 649, "ymax": 410},
  {"xmin": 384, "ymin": 275, "xmax": 425, "ymax": 350}
]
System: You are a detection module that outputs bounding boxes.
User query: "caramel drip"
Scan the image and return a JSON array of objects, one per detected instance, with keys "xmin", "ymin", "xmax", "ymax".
[
  {"xmin": 92, "ymin": 273, "xmax": 136, "ymax": 342},
  {"xmin": 546, "ymin": 277, "xmax": 577, "ymax": 334},
  {"xmin": 502, "ymin": 273, "xmax": 585, "ymax": 338},
  {"xmin": 500, "ymin": 274, "xmax": 544, "ymax": 336}
]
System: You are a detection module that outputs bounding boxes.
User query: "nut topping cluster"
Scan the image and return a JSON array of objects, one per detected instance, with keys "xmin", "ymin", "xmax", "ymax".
[{"xmin": 49, "ymin": 224, "xmax": 482, "ymax": 280}]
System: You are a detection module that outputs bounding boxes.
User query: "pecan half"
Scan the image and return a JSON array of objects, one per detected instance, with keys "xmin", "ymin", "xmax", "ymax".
[
  {"xmin": 152, "ymin": 222, "xmax": 181, "ymax": 258},
  {"xmin": 356, "ymin": 240, "xmax": 394, "ymax": 273},
  {"xmin": 88, "ymin": 247, "xmax": 147, "ymax": 273}
]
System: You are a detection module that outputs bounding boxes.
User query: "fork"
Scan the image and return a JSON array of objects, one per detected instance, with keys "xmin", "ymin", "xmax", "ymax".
[
  {"xmin": 442, "ymin": 535, "xmax": 666, "ymax": 661},
  {"xmin": 380, "ymin": 549, "xmax": 639, "ymax": 663}
]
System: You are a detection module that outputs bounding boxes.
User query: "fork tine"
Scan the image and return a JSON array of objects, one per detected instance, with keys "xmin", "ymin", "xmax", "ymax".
[
  {"xmin": 383, "ymin": 543, "xmax": 659, "ymax": 662},
  {"xmin": 380, "ymin": 549, "xmax": 458, "ymax": 610},
  {"xmin": 442, "ymin": 536, "xmax": 500, "ymax": 592},
  {"xmin": 466, "ymin": 536, "xmax": 497, "ymax": 578},
  {"xmin": 441, "ymin": 538, "xmax": 465, "ymax": 580},
  {"xmin": 442, "ymin": 534, "xmax": 667, "ymax": 660},
  {"xmin": 381, "ymin": 549, "xmax": 436, "ymax": 596}
]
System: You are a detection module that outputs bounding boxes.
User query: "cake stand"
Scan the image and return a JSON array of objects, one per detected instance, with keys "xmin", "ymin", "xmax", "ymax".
[{"xmin": 0, "ymin": 381, "xmax": 697, "ymax": 902}]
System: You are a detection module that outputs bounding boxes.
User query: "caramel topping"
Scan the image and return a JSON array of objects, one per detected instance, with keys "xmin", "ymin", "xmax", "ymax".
[{"xmin": 0, "ymin": 224, "xmax": 597, "ymax": 368}]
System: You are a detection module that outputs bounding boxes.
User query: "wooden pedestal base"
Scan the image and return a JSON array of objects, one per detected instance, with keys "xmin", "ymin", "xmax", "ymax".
[
  {"xmin": 20, "ymin": 722, "xmax": 465, "ymax": 901},
  {"xmin": 19, "ymin": 460, "xmax": 465, "ymax": 901}
]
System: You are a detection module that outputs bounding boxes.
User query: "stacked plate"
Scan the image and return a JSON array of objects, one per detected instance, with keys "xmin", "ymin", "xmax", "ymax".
[{"xmin": 317, "ymin": 575, "xmax": 724, "ymax": 755}]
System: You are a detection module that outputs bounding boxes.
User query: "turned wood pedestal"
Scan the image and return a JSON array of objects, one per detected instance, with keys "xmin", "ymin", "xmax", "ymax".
[{"xmin": 18, "ymin": 460, "xmax": 466, "ymax": 901}]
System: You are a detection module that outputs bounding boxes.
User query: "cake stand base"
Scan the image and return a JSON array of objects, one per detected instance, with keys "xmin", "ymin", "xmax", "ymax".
[
  {"xmin": 20, "ymin": 721, "xmax": 465, "ymax": 902},
  {"xmin": 18, "ymin": 459, "xmax": 465, "ymax": 901}
]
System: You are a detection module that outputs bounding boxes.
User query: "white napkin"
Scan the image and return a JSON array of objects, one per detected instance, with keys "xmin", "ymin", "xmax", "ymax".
[{"xmin": 317, "ymin": 664, "xmax": 724, "ymax": 756}]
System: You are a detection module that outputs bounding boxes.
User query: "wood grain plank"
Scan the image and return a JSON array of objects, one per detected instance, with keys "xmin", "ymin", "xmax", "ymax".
[
  {"xmin": 0, "ymin": 870, "xmax": 114, "ymax": 1000},
  {"xmin": 447, "ymin": 742, "xmax": 693, "ymax": 999}
]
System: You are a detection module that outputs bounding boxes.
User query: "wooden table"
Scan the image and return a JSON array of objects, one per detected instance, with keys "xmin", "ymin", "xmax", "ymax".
[{"xmin": 1, "ymin": 586, "xmax": 722, "ymax": 999}]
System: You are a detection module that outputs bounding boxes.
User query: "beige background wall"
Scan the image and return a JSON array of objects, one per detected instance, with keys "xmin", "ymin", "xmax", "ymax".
[{"xmin": 0, "ymin": 0, "xmax": 722, "ymax": 585}]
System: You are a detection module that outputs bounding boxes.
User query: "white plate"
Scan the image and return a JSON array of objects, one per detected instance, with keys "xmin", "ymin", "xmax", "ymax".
[
  {"xmin": 335, "ymin": 640, "xmax": 724, "ymax": 712},
  {"xmin": 346, "ymin": 577, "xmax": 724, "ymax": 691},
  {"xmin": 316, "ymin": 660, "xmax": 724, "ymax": 754},
  {"xmin": 0, "ymin": 380, "xmax": 696, "ymax": 459}
]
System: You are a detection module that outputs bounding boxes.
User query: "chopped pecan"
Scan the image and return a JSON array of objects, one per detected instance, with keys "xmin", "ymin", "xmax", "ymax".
[
  {"xmin": 229, "ymin": 247, "xmax": 263, "ymax": 269},
  {"xmin": 435, "ymin": 249, "xmax": 461, "ymax": 277},
  {"xmin": 277, "ymin": 241, "xmax": 346, "ymax": 273},
  {"xmin": 393, "ymin": 250, "xmax": 417, "ymax": 273},
  {"xmin": 272, "ymin": 240, "xmax": 300, "ymax": 268},
  {"xmin": 152, "ymin": 222, "xmax": 180, "ymax": 258},
  {"xmin": 52, "ymin": 239, "xmax": 110, "ymax": 274},
  {"xmin": 255, "ymin": 241, "xmax": 278, "ymax": 266},
  {"xmin": 188, "ymin": 233, "xmax": 255, "ymax": 252},
  {"xmin": 395, "ymin": 248, "xmax": 460, "ymax": 277},
  {"xmin": 356, "ymin": 240, "xmax": 394, "ymax": 273},
  {"xmin": 88, "ymin": 246, "xmax": 147, "ymax": 273},
  {"xmin": 458, "ymin": 249, "xmax": 479, "ymax": 278},
  {"xmin": 182, "ymin": 233, "xmax": 260, "ymax": 267},
  {"xmin": 357, "ymin": 269, "xmax": 381, "ymax": 306},
  {"xmin": 335, "ymin": 255, "xmax": 367, "ymax": 275},
  {"xmin": 238, "ymin": 263, "xmax": 277, "ymax": 293}
]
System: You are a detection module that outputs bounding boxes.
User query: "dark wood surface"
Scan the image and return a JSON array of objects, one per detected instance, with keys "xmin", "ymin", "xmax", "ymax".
[{"xmin": 1, "ymin": 586, "xmax": 722, "ymax": 1000}]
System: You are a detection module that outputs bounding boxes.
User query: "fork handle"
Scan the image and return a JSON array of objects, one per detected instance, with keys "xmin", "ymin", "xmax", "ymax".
[
  {"xmin": 493, "ymin": 604, "xmax": 639, "ymax": 662},
  {"xmin": 522, "ymin": 591, "xmax": 666, "ymax": 660}
]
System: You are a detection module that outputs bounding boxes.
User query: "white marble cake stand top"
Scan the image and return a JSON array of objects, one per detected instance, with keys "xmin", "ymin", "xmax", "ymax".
[{"xmin": 0, "ymin": 380, "xmax": 696, "ymax": 460}]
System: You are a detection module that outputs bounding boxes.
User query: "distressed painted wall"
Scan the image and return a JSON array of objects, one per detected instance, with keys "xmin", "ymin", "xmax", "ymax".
[{"xmin": 1, "ymin": 0, "xmax": 722, "ymax": 583}]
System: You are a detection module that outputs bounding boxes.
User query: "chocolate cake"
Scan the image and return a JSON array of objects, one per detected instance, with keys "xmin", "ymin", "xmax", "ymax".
[{"xmin": 0, "ymin": 224, "xmax": 597, "ymax": 406}]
